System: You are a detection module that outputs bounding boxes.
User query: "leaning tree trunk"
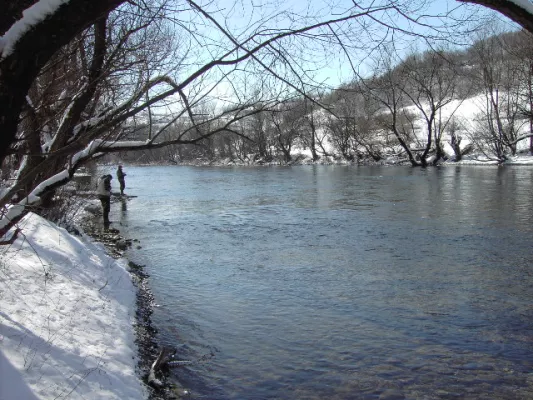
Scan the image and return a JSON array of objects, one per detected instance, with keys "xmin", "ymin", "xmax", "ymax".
[
  {"xmin": 529, "ymin": 60, "xmax": 533, "ymax": 154},
  {"xmin": 0, "ymin": 0, "xmax": 124, "ymax": 167},
  {"xmin": 457, "ymin": 0, "xmax": 533, "ymax": 35}
]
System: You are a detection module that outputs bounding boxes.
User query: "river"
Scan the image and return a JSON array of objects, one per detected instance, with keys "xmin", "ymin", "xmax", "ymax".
[{"xmin": 105, "ymin": 164, "xmax": 533, "ymax": 399}]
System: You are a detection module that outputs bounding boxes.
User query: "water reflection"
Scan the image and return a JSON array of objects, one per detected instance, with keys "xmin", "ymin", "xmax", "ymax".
[{"xmin": 120, "ymin": 197, "xmax": 127, "ymax": 212}]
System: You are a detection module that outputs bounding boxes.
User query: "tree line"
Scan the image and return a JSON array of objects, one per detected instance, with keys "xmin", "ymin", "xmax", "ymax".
[{"xmin": 116, "ymin": 26, "xmax": 533, "ymax": 167}]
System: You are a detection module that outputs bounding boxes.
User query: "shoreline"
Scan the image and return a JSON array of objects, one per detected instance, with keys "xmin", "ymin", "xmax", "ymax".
[{"xmin": 79, "ymin": 210, "xmax": 184, "ymax": 400}]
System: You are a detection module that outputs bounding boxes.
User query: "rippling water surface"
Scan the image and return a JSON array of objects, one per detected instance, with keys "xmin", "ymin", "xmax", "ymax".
[{"xmin": 108, "ymin": 165, "xmax": 533, "ymax": 399}]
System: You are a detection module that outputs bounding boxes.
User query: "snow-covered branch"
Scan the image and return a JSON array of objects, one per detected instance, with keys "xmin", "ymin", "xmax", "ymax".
[
  {"xmin": 0, "ymin": 170, "xmax": 69, "ymax": 233},
  {"xmin": 0, "ymin": 0, "xmax": 70, "ymax": 60},
  {"xmin": 0, "ymin": 137, "xmax": 109, "ymax": 233}
]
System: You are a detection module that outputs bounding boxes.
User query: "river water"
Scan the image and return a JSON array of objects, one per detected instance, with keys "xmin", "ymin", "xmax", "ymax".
[{"xmin": 108, "ymin": 165, "xmax": 533, "ymax": 399}]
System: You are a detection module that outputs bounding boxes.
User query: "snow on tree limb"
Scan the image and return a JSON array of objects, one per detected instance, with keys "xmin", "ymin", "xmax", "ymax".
[
  {"xmin": 0, "ymin": 138, "xmax": 108, "ymax": 233},
  {"xmin": 0, "ymin": 0, "xmax": 71, "ymax": 59},
  {"xmin": 0, "ymin": 135, "xmax": 158, "ymax": 233},
  {"xmin": 0, "ymin": 0, "xmax": 124, "ymax": 166},
  {"xmin": 0, "ymin": 170, "xmax": 69, "ymax": 232}
]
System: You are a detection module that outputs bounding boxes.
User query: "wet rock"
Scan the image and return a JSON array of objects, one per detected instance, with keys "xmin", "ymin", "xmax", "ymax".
[
  {"xmin": 170, "ymin": 384, "xmax": 191, "ymax": 398},
  {"xmin": 116, "ymin": 240, "xmax": 130, "ymax": 250}
]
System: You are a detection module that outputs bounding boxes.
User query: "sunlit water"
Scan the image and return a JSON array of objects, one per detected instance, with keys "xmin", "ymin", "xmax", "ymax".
[{"xmin": 105, "ymin": 165, "xmax": 533, "ymax": 399}]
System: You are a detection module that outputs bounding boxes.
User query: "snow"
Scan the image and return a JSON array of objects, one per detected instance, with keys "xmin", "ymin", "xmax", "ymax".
[
  {"xmin": 0, "ymin": 203, "xmax": 26, "ymax": 232},
  {"xmin": 71, "ymin": 140, "xmax": 103, "ymax": 166},
  {"xmin": 31, "ymin": 170, "xmax": 70, "ymax": 198},
  {"xmin": 0, "ymin": 213, "xmax": 147, "ymax": 399},
  {"xmin": 0, "ymin": 0, "xmax": 70, "ymax": 60},
  {"xmin": 71, "ymin": 115, "xmax": 103, "ymax": 139},
  {"xmin": 102, "ymin": 140, "xmax": 153, "ymax": 148}
]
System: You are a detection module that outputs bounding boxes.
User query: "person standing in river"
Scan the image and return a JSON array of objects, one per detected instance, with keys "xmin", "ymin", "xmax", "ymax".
[
  {"xmin": 116, "ymin": 165, "xmax": 127, "ymax": 196},
  {"xmin": 97, "ymin": 174, "xmax": 112, "ymax": 226}
]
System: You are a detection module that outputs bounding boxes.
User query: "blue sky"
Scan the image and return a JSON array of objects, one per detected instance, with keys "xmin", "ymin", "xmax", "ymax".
[
  {"xmin": 173, "ymin": 0, "xmax": 518, "ymax": 107},
  {"xmin": 303, "ymin": 0, "xmax": 518, "ymax": 87}
]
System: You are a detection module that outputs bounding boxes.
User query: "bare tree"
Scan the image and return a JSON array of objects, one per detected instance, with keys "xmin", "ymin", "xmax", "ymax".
[
  {"xmin": 364, "ymin": 48, "xmax": 422, "ymax": 166},
  {"xmin": 399, "ymin": 49, "xmax": 464, "ymax": 165},
  {"xmin": 505, "ymin": 29, "xmax": 533, "ymax": 153},
  {"xmin": 298, "ymin": 95, "xmax": 322, "ymax": 161},
  {"xmin": 467, "ymin": 26, "xmax": 532, "ymax": 161},
  {"xmin": 457, "ymin": 1, "xmax": 533, "ymax": 153},
  {"xmin": 268, "ymin": 100, "xmax": 308, "ymax": 162},
  {"xmin": 328, "ymin": 85, "xmax": 385, "ymax": 162},
  {"xmin": 446, "ymin": 117, "xmax": 474, "ymax": 161},
  {"xmin": 0, "ymin": 0, "xmax": 125, "ymax": 165}
]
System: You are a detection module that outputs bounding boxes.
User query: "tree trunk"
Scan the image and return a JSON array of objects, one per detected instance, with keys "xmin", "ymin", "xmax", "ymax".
[
  {"xmin": 457, "ymin": 0, "xmax": 533, "ymax": 34},
  {"xmin": 529, "ymin": 60, "xmax": 533, "ymax": 154},
  {"xmin": 0, "ymin": 0, "xmax": 124, "ymax": 166},
  {"xmin": 450, "ymin": 133, "xmax": 462, "ymax": 162}
]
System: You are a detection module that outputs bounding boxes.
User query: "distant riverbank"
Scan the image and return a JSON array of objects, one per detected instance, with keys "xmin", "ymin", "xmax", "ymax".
[{"xmin": 114, "ymin": 150, "xmax": 533, "ymax": 168}]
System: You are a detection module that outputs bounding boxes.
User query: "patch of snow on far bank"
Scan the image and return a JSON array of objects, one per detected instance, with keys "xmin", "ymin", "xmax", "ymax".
[{"xmin": 0, "ymin": 213, "xmax": 146, "ymax": 400}]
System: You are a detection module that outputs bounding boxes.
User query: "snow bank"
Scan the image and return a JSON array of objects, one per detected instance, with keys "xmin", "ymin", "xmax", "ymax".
[{"xmin": 0, "ymin": 213, "xmax": 146, "ymax": 399}]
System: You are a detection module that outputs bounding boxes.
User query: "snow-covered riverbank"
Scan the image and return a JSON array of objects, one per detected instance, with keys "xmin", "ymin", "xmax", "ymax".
[{"xmin": 0, "ymin": 212, "xmax": 147, "ymax": 399}]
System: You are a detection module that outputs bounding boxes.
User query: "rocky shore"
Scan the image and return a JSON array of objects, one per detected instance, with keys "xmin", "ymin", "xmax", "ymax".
[{"xmin": 79, "ymin": 209, "xmax": 188, "ymax": 399}]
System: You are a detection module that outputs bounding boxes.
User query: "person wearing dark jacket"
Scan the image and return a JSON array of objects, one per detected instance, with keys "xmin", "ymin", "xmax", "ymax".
[
  {"xmin": 97, "ymin": 174, "xmax": 112, "ymax": 225},
  {"xmin": 116, "ymin": 165, "xmax": 126, "ymax": 196}
]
